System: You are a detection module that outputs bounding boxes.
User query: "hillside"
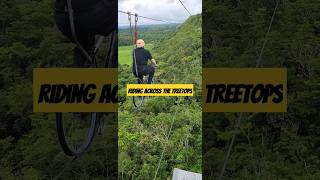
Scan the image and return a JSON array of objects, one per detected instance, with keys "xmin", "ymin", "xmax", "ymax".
[
  {"xmin": 119, "ymin": 24, "xmax": 179, "ymax": 46},
  {"xmin": 154, "ymin": 15, "xmax": 202, "ymax": 96},
  {"xmin": 0, "ymin": 0, "xmax": 202, "ymax": 178},
  {"xmin": 118, "ymin": 15, "xmax": 202, "ymax": 179}
]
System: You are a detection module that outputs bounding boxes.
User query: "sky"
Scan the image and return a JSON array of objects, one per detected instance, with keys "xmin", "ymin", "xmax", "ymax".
[{"xmin": 118, "ymin": 0, "xmax": 202, "ymax": 26}]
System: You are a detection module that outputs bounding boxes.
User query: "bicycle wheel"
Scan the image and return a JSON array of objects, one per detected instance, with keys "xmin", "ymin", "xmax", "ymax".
[
  {"xmin": 133, "ymin": 96, "xmax": 145, "ymax": 108},
  {"xmin": 56, "ymin": 112, "xmax": 98, "ymax": 157}
]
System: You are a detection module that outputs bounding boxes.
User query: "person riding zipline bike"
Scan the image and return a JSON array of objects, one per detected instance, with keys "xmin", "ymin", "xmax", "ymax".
[
  {"xmin": 53, "ymin": 0, "xmax": 117, "ymax": 157},
  {"xmin": 54, "ymin": 0, "xmax": 117, "ymax": 67},
  {"xmin": 133, "ymin": 39, "xmax": 157, "ymax": 84}
]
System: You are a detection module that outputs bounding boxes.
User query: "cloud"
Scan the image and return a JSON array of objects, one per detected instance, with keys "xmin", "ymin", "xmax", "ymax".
[{"xmin": 118, "ymin": 0, "xmax": 202, "ymax": 25}]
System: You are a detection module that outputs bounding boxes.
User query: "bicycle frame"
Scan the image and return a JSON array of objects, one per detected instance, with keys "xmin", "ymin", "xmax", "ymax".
[{"xmin": 56, "ymin": 0, "xmax": 117, "ymax": 157}]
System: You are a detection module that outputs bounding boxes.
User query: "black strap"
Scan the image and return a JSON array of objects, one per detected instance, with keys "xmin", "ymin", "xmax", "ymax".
[
  {"xmin": 128, "ymin": 13, "xmax": 139, "ymax": 79},
  {"xmin": 66, "ymin": 0, "xmax": 93, "ymax": 64}
]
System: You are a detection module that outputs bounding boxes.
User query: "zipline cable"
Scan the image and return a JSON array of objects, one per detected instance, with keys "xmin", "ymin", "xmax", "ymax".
[
  {"xmin": 153, "ymin": 108, "xmax": 179, "ymax": 180},
  {"xmin": 119, "ymin": 8, "xmax": 188, "ymax": 82},
  {"xmin": 119, "ymin": 10, "xmax": 181, "ymax": 24},
  {"xmin": 218, "ymin": 113, "xmax": 242, "ymax": 180},
  {"xmin": 257, "ymin": 0, "xmax": 280, "ymax": 68},
  {"xmin": 122, "ymin": 10, "xmax": 183, "ymax": 83},
  {"xmin": 218, "ymin": 0, "xmax": 280, "ymax": 179},
  {"xmin": 178, "ymin": 0, "xmax": 192, "ymax": 16},
  {"xmin": 122, "ymin": 4, "xmax": 193, "ymax": 179}
]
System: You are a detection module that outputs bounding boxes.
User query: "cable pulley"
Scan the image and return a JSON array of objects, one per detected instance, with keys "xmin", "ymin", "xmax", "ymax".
[{"xmin": 134, "ymin": 14, "xmax": 139, "ymax": 45}]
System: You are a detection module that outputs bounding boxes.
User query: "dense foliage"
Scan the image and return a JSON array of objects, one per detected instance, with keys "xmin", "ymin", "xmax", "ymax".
[
  {"xmin": 203, "ymin": 0, "xmax": 320, "ymax": 179},
  {"xmin": 0, "ymin": 0, "xmax": 202, "ymax": 179},
  {"xmin": 119, "ymin": 24, "xmax": 179, "ymax": 46},
  {"xmin": 118, "ymin": 15, "xmax": 202, "ymax": 179},
  {"xmin": 0, "ymin": 0, "xmax": 118, "ymax": 179}
]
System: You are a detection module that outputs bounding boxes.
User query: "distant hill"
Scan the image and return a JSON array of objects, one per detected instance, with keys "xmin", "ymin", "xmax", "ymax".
[{"xmin": 119, "ymin": 24, "xmax": 180, "ymax": 46}]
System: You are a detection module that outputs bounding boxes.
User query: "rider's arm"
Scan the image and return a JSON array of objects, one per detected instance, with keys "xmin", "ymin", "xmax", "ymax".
[
  {"xmin": 146, "ymin": 50, "xmax": 156, "ymax": 65},
  {"xmin": 146, "ymin": 50, "xmax": 152, "ymax": 60}
]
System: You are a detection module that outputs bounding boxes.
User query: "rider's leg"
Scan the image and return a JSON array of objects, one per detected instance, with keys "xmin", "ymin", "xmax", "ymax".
[
  {"xmin": 146, "ymin": 66, "xmax": 155, "ymax": 84},
  {"xmin": 137, "ymin": 75, "xmax": 144, "ymax": 84},
  {"xmin": 132, "ymin": 68, "xmax": 142, "ymax": 83}
]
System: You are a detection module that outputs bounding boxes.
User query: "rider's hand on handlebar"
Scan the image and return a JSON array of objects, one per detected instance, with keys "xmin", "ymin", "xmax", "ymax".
[{"xmin": 151, "ymin": 59, "xmax": 158, "ymax": 67}]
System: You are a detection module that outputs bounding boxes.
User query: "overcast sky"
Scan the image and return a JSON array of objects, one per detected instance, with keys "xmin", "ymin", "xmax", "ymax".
[{"xmin": 118, "ymin": 0, "xmax": 202, "ymax": 26}]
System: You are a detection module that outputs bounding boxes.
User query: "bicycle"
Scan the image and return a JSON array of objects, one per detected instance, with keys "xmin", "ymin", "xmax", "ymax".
[
  {"xmin": 55, "ymin": 0, "xmax": 117, "ymax": 157},
  {"xmin": 132, "ymin": 69, "xmax": 158, "ymax": 108}
]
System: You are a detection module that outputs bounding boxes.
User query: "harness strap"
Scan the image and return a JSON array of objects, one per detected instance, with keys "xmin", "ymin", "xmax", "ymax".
[
  {"xmin": 66, "ymin": 0, "xmax": 93, "ymax": 64},
  {"xmin": 134, "ymin": 14, "xmax": 139, "ymax": 45},
  {"xmin": 128, "ymin": 13, "xmax": 140, "ymax": 80}
]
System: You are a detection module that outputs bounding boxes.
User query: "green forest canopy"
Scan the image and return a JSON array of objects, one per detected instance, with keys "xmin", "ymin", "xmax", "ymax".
[
  {"xmin": 118, "ymin": 14, "xmax": 202, "ymax": 179},
  {"xmin": 1, "ymin": 0, "xmax": 319, "ymax": 179},
  {"xmin": 119, "ymin": 24, "xmax": 179, "ymax": 46},
  {"xmin": 203, "ymin": 0, "xmax": 320, "ymax": 179},
  {"xmin": 0, "ymin": 0, "xmax": 202, "ymax": 178}
]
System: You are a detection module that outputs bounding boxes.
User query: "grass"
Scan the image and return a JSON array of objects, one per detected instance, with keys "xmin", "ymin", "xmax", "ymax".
[{"xmin": 119, "ymin": 44, "xmax": 154, "ymax": 65}]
